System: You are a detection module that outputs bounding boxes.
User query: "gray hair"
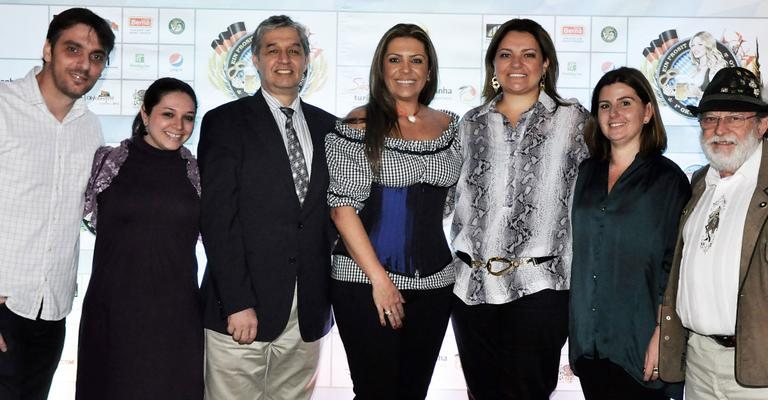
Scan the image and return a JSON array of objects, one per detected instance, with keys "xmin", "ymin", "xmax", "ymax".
[{"xmin": 251, "ymin": 15, "xmax": 310, "ymax": 57}]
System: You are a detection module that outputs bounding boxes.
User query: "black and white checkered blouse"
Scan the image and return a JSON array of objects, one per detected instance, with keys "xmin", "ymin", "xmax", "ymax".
[{"xmin": 325, "ymin": 110, "xmax": 462, "ymax": 290}]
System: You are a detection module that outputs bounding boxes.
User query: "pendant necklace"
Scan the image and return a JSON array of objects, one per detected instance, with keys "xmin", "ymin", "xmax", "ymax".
[{"xmin": 397, "ymin": 104, "xmax": 421, "ymax": 124}]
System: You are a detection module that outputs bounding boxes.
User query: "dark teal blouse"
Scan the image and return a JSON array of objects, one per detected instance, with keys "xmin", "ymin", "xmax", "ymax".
[{"xmin": 569, "ymin": 153, "xmax": 691, "ymax": 387}]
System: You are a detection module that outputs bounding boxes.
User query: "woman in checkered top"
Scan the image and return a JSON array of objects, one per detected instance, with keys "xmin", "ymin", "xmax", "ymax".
[{"xmin": 325, "ymin": 23, "xmax": 461, "ymax": 399}]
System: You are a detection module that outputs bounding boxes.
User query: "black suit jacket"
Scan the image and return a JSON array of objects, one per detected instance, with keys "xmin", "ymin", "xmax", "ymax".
[{"xmin": 198, "ymin": 90, "xmax": 336, "ymax": 342}]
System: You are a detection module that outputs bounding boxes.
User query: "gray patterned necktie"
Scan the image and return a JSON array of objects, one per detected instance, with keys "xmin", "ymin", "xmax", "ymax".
[{"xmin": 280, "ymin": 107, "xmax": 309, "ymax": 204}]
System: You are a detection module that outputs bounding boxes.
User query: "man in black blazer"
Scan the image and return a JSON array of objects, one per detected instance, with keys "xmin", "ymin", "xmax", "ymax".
[{"xmin": 198, "ymin": 15, "xmax": 336, "ymax": 400}]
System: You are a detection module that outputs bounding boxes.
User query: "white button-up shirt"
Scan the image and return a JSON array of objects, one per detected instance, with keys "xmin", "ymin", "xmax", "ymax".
[
  {"xmin": 261, "ymin": 89, "xmax": 314, "ymax": 176},
  {"xmin": 677, "ymin": 145, "xmax": 762, "ymax": 335},
  {"xmin": 0, "ymin": 67, "xmax": 103, "ymax": 321}
]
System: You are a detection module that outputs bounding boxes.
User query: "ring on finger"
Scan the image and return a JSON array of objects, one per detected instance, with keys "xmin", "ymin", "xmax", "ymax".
[{"xmin": 384, "ymin": 310, "xmax": 392, "ymax": 316}]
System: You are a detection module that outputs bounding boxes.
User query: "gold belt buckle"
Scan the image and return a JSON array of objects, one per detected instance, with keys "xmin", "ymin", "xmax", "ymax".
[{"xmin": 474, "ymin": 256, "xmax": 534, "ymax": 276}]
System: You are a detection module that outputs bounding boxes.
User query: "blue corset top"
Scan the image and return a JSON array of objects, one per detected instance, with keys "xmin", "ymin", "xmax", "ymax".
[{"xmin": 334, "ymin": 182, "xmax": 452, "ymax": 277}]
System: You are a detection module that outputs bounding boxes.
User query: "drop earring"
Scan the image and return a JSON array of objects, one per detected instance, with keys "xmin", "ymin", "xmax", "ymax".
[
  {"xmin": 539, "ymin": 74, "xmax": 546, "ymax": 92},
  {"xmin": 491, "ymin": 75, "xmax": 500, "ymax": 90}
]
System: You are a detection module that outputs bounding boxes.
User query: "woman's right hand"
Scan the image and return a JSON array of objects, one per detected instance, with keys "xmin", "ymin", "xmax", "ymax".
[
  {"xmin": 370, "ymin": 275, "xmax": 405, "ymax": 329},
  {"xmin": 330, "ymin": 206, "xmax": 408, "ymax": 329}
]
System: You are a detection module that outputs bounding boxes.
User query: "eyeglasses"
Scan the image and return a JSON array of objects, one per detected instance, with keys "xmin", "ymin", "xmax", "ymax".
[{"xmin": 698, "ymin": 114, "xmax": 758, "ymax": 129}]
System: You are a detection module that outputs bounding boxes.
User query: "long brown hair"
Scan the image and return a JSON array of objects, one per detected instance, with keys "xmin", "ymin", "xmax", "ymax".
[{"xmin": 361, "ymin": 23, "xmax": 439, "ymax": 173}]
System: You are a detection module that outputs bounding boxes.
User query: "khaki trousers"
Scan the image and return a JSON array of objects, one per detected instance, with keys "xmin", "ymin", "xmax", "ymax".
[
  {"xmin": 685, "ymin": 332, "xmax": 768, "ymax": 399},
  {"xmin": 204, "ymin": 288, "xmax": 322, "ymax": 400}
]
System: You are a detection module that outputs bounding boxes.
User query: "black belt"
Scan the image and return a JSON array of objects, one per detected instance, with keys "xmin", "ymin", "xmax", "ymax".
[
  {"xmin": 456, "ymin": 251, "xmax": 557, "ymax": 276},
  {"xmin": 710, "ymin": 335, "xmax": 736, "ymax": 348}
]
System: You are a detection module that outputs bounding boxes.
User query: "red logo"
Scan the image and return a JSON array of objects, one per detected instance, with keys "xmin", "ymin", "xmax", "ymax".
[
  {"xmin": 561, "ymin": 25, "xmax": 584, "ymax": 35},
  {"xmin": 129, "ymin": 17, "xmax": 152, "ymax": 27}
]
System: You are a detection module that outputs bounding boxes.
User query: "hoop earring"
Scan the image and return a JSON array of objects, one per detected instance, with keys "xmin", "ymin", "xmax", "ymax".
[{"xmin": 491, "ymin": 75, "xmax": 500, "ymax": 91}]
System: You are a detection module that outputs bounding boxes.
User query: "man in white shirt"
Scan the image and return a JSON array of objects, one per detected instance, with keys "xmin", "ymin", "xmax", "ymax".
[
  {"xmin": 659, "ymin": 67, "xmax": 768, "ymax": 399},
  {"xmin": 0, "ymin": 8, "xmax": 114, "ymax": 400}
]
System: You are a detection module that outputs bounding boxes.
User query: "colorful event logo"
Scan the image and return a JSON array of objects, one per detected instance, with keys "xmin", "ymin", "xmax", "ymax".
[
  {"xmin": 641, "ymin": 29, "xmax": 759, "ymax": 117},
  {"xmin": 207, "ymin": 22, "xmax": 328, "ymax": 99}
]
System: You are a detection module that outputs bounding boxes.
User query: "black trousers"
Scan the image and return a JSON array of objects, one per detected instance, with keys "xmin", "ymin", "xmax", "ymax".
[
  {"xmin": 451, "ymin": 289, "xmax": 569, "ymax": 400},
  {"xmin": 0, "ymin": 303, "xmax": 66, "ymax": 400},
  {"xmin": 331, "ymin": 280, "xmax": 453, "ymax": 400},
  {"xmin": 574, "ymin": 357, "xmax": 668, "ymax": 400}
]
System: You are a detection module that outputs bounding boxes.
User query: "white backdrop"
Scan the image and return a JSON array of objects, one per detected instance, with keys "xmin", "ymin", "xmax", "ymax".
[{"xmin": 2, "ymin": 1, "xmax": 767, "ymax": 399}]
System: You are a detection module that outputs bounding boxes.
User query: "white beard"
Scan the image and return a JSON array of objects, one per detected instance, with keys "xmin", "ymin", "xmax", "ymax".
[{"xmin": 700, "ymin": 127, "xmax": 762, "ymax": 175}]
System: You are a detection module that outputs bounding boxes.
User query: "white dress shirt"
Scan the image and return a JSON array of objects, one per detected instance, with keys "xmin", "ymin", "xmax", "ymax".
[
  {"xmin": 677, "ymin": 145, "xmax": 762, "ymax": 335},
  {"xmin": 261, "ymin": 89, "xmax": 313, "ymax": 176},
  {"xmin": 0, "ymin": 67, "xmax": 104, "ymax": 321}
]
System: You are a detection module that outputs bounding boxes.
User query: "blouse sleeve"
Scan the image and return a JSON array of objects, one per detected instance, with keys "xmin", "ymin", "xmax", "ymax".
[
  {"xmin": 83, "ymin": 145, "xmax": 113, "ymax": 218},
  {"xmin": 570, "ymin": 103, "xmax": 591, "ymax": 165},
  {"xmin": 325, "ymin": 130, "xmax": 373, "ymax": 210},
  {"xmin": 442, "ymin": 116, "xmax": 465, "ymax": 218}
]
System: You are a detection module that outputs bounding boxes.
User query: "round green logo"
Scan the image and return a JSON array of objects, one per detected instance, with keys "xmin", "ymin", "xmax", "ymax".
[{"xmin": 168, "ymin": 18, "xmax": 185, "ymax": 35}]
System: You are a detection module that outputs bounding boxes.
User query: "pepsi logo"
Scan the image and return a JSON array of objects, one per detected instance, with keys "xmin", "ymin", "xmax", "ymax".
[{"xmin": 169, "ymin": 53, "xmax": 183, "ymax": 67}]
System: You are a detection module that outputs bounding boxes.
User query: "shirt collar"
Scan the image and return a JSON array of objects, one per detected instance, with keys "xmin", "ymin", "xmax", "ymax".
[
  {"xmin": 260, "ymin": 88, "xmax": 301, "ymax": 113},
  {"xmin": 474, "ymin": 90, "xmax": 556, "ymax": 120},
  {"xmin": 706, "ymin": 140, "xmax": 763, "ymax": 185},
  {"xmin": 22, "ymin": 66, "xmax": 88, "ymax": 121}
]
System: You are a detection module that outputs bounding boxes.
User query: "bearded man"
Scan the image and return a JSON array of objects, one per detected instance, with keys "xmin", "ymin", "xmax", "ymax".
[{"xmin": 659, "ymin": 67, "xmax": 768, "ymax": 399}]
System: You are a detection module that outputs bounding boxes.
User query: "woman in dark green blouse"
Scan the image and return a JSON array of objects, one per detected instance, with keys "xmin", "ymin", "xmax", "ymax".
[{"xmin": 569, "ymin": 67, "xmax": 691, "ymax": 400}]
